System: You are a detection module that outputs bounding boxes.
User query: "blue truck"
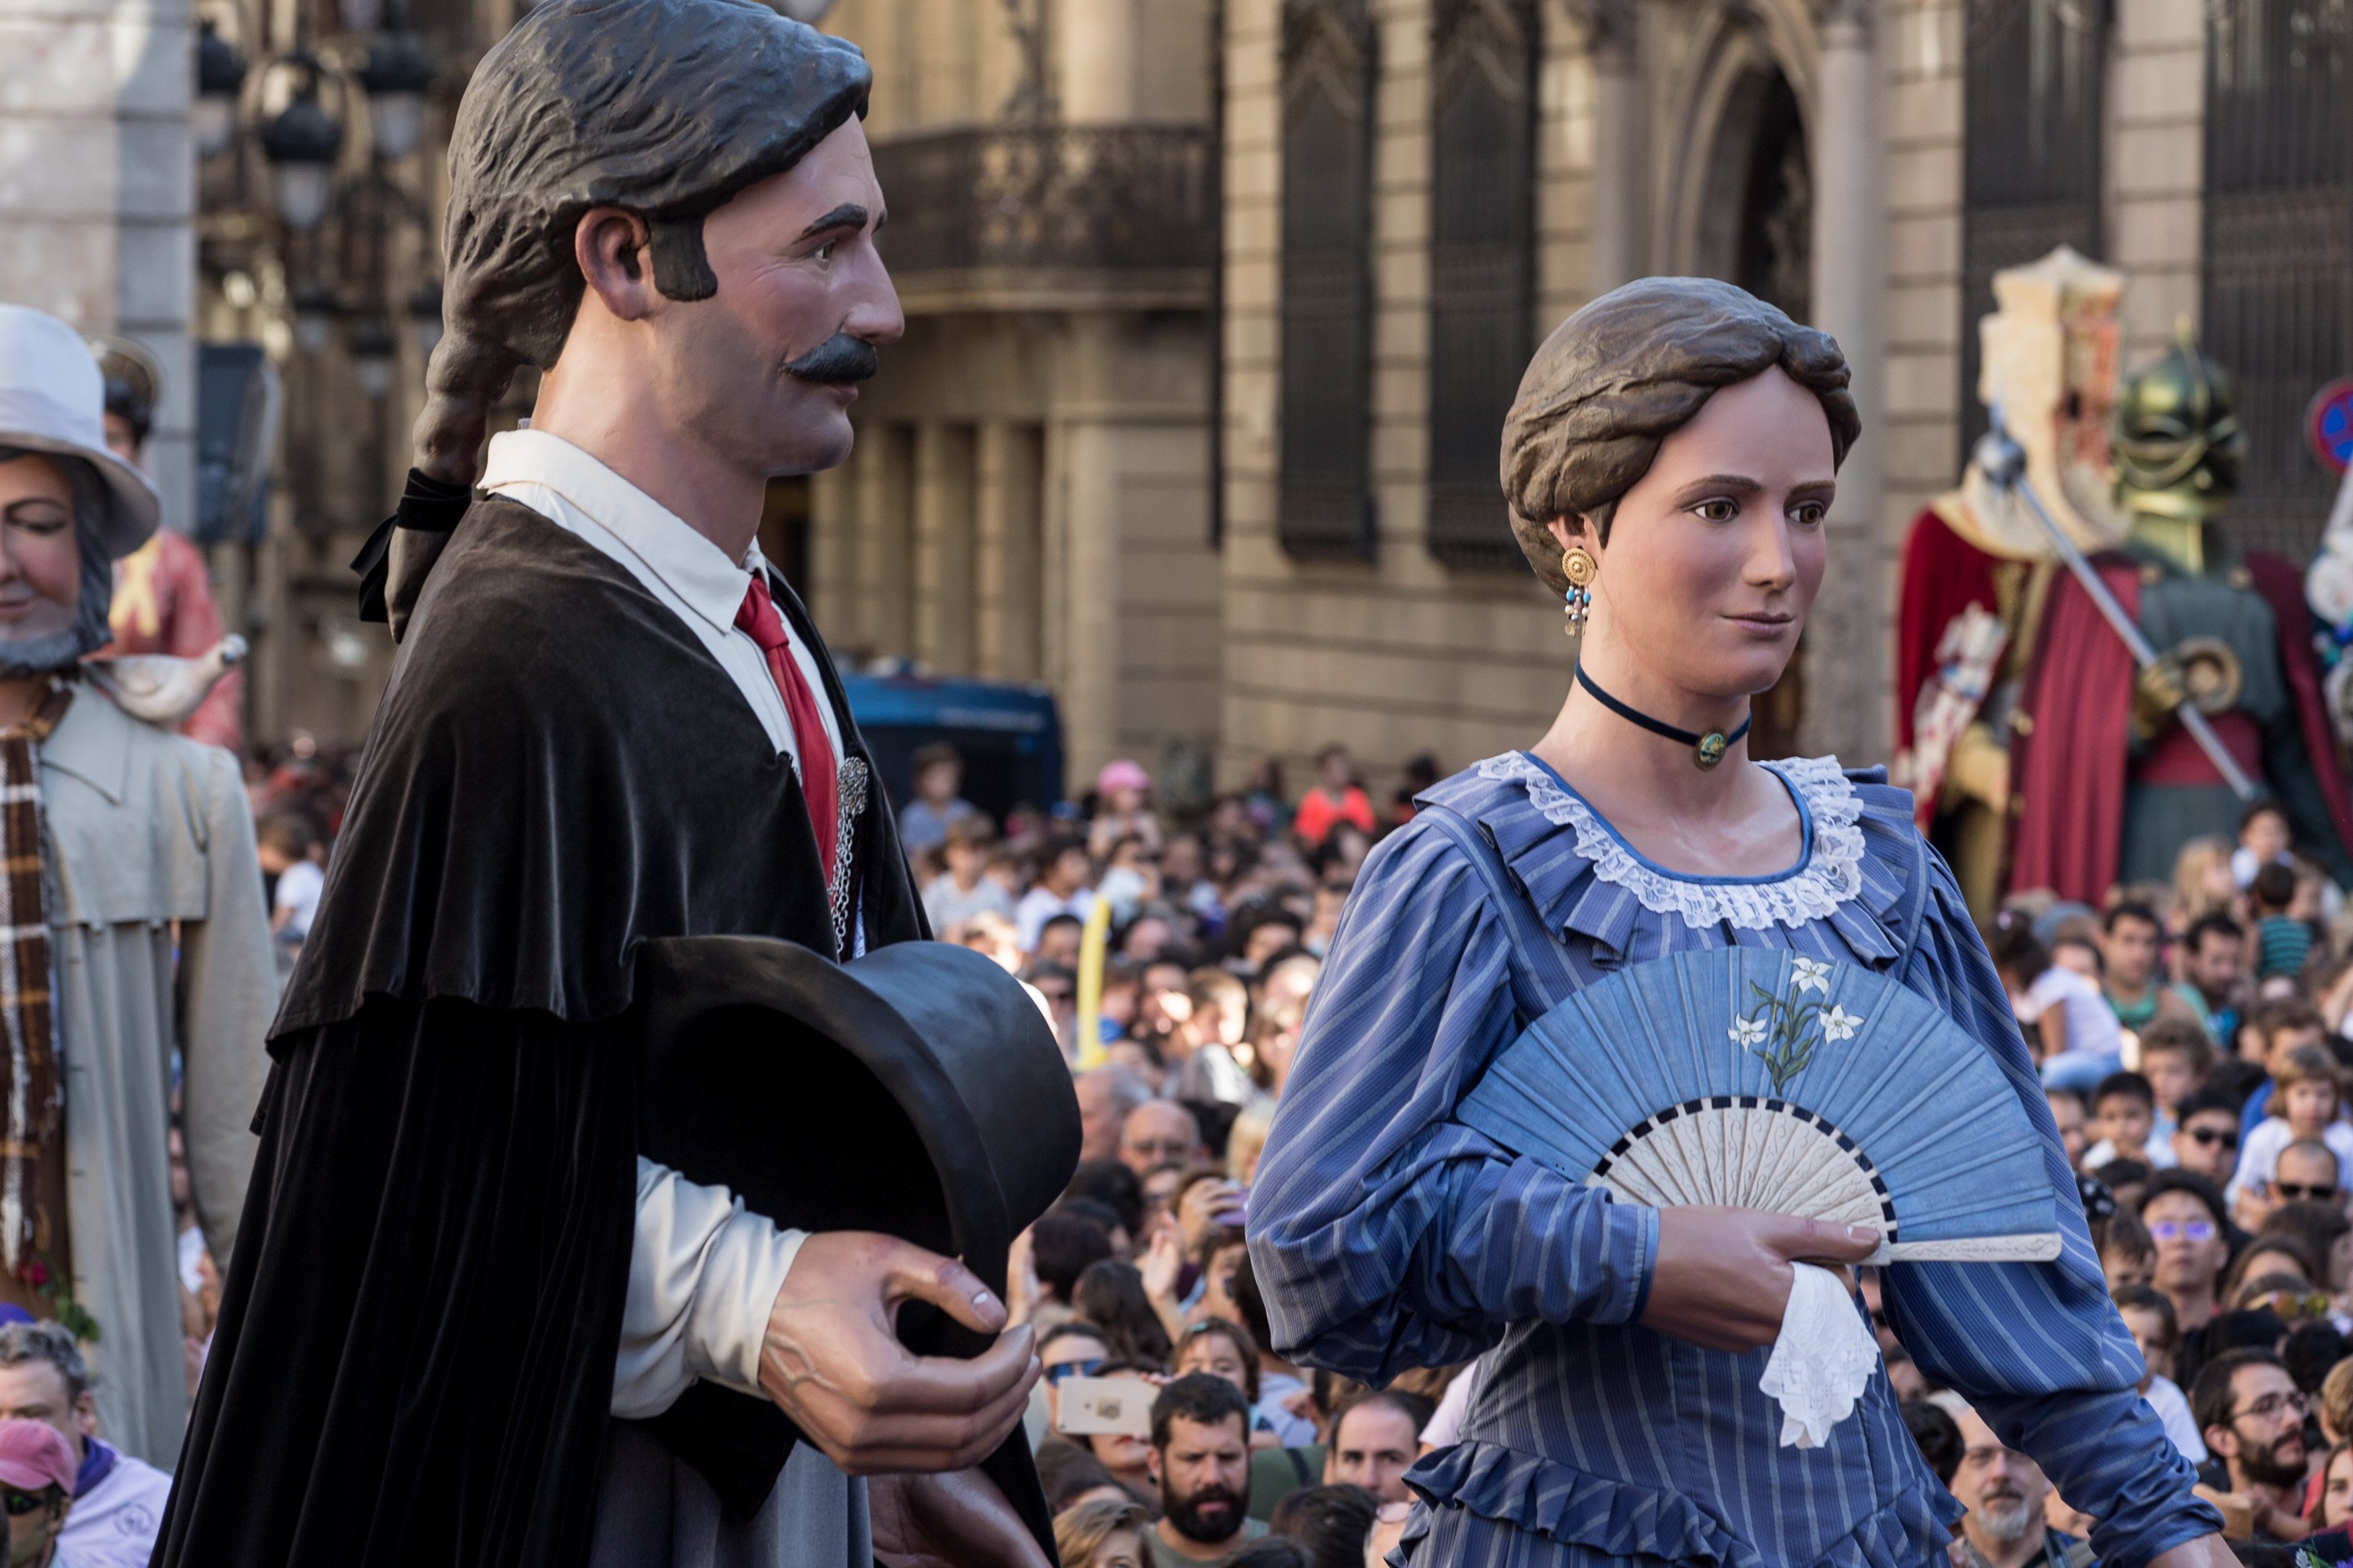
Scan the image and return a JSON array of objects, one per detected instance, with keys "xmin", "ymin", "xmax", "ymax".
[{"xmin": 839, "ymin": 670, "xmax": 1065, "ymax": 823}]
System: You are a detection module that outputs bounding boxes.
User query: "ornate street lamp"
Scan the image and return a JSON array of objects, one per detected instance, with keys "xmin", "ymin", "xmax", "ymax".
[
  {"xmin": 356, "ymin": 31, "xmax": 435, "ymax": 161},
  {"xmin": 257, "ymin": 76, "xmax": 343, "ymax": 231},
  {"xmin": 194, "ymin": 21, "xmax": 246, "ymax": 160},
  {"xmin": 347, "ymin": 316, "xmax": 399, "ymax": 398},
  {"xmin": 290, "ymin": 282, "xmax": 339, "ymax": 356}
]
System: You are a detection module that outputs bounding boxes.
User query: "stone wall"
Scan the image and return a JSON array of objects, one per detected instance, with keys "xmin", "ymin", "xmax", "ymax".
[
  {"xmin": 1218, "ymin": 0, "xmax": 1571, "ymax": 798},
  {"xmin": 0, "ymin": 0, "xmax": 193, "ymax": 531}
]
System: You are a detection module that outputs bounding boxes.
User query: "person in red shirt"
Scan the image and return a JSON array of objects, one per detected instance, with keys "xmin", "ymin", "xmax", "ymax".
[
  {"xmin": 1291, "ymin": 744, "xmax": 1374, "ymax": 848},
  {"xmin": 90, "ymin": 340, "xmax": 241, "ymax": 754}
]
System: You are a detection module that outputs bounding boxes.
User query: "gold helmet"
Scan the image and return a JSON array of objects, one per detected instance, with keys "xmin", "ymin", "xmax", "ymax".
[{"xmin": 2113, "ymin": 321, "xmax": 2244, "ymax": 522}]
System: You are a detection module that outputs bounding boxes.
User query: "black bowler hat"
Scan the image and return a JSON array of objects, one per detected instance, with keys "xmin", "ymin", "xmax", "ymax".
[{"xmin": 623, "ymin": 934, "xmax": 1082, "ymax": 1553}]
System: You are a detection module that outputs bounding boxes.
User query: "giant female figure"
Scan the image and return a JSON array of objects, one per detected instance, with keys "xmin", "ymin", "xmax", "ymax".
[{"xmin": 1244, "ymin": 280, "xmax": 2230, "ymax": 1568}]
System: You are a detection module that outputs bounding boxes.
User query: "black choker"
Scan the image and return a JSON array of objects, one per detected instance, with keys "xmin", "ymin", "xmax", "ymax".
[{"xmin": 1575, "ymin": 665, "xmax": 1751, "ymax": 770}]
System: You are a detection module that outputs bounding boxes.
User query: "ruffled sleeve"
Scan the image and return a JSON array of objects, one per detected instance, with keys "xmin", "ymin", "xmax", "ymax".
[
  {"xmin": 1881, "ymin": 847, "xmax": 2223, "ymax": 1568},
  {"xmin": 1244, "ymin": 814, "xmax": 1657, "ymax": 1387}
]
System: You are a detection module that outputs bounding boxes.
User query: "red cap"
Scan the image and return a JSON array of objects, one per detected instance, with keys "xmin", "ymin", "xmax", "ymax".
[{"xmin": 0, "ymin": 1420, "xmax": 75, "ymax": 1496}]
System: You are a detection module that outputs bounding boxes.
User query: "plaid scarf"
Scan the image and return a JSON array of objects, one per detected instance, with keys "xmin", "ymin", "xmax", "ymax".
[{"xmin": 0, "ymin": 679, "xmax": 69, "ymax": 1283}]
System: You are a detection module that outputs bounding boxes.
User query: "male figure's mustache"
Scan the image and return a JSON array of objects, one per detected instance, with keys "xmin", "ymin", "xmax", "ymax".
[{"xmin": 783, "ymin": 333, "xmax": 879, "ymax": 384}]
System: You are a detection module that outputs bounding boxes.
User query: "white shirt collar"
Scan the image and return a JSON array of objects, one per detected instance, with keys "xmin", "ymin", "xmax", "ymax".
[{"xmin": 481, "ymin": 428, "xmax": 757, "ymax": 638}]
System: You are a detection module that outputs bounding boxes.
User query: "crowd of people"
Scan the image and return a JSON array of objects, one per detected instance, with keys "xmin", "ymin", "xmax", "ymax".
[
  {"xmin": 1895, "ymin": 799, "xmax": 2353, "ymax": 1566},
  {"xmin": 955, "ymin": 744, "xmax": 2353, "ymax": 1566},
  {"xmin": 207, "ymin": 722, "xmax": 2353, "ymax": 1568}
]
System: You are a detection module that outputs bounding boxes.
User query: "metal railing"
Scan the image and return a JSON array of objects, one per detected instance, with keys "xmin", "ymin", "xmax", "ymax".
[{"xmin": 871, "ymin": 124, "xmax": 1215, "ymax": 276}]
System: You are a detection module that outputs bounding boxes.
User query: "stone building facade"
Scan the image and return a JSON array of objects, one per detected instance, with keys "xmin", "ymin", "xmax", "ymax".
[
  {"xmin": 819, "ymin": 0, "xmax": 2345, "ymax": 803},
  {"xmin": 7, "ymin": 0, "xmax": 2335, "ymax": 790},
  {"xmin": 0, "ymin": 0, "xmax": 195, "ymax": 529},
  {"xmin": 804, "ymin": 0, "xmax": 1227, "ymax": 803}
]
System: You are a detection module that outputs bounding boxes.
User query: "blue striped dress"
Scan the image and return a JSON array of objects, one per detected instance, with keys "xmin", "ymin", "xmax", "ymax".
[{"xmin": 1245, "ymin": 752, "xmax": 2221, "ymax": 1568}]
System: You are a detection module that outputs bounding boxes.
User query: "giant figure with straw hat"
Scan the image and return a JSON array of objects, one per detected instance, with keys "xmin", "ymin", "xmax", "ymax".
[{"xmin": 0, "ymin": 304, "xmax": 275, "ymax": 1467}]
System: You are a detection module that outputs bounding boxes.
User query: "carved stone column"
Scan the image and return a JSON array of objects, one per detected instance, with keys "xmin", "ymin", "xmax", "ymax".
[
  {"xmin": 912, "ymin": 420, "xmax": 976, "ymax": 675},
  {"xmin": 1582, "ymin": 0, "xmax": 1645, "ymax": 295},
  {"xmin": 1802, "ymin": 0, "xmax": 1887, "ymax": 762},
  {"xmin": 1060, "ymin": 0, "xmax": 1138, "ymax": 124}
]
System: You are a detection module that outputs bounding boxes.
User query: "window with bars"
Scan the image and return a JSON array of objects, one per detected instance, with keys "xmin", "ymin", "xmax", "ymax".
[
  {"xmin": 1426, "ymin": 0, "xmax": 1537, "ymax": 571},
  {"xmin": 2203, "ymin": 0, "xmax": 2353, "ymax": 560},
  {"xmin": 1957, "ymin": 0, "xmax": 2107, "ymax": 467},
  {"xmin": 1278, "ymin": 0, "xmax": 1378, "ymax": 560}
]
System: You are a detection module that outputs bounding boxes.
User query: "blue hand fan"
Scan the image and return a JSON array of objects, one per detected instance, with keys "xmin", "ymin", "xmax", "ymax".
[{"xmin": 1457, "ymin": 948, "xmax": 2061, "ymax": 1264}]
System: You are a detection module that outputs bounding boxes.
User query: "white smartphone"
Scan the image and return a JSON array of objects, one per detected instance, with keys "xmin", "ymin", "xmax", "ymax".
[{"xmin": 1057, "ymin": 1375, "xmax": 1156, "ymax": 1437}]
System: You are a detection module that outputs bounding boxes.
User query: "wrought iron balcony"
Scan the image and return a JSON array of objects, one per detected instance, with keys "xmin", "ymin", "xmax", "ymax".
[{"xmin": 870, "ymin": 125, "xmax": 1215, "ymax": 310}]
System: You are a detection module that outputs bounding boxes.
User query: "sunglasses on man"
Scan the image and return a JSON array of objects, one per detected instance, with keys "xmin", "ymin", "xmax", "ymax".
[
  {"xmin": 2183, "ymin": 1126, "xmax": 2239, "ymax": 1150},
  {"xmin": 2273, "ymin": 1181, "xmax": 2338, "ymax": 1203},
  {"xmin": 0, "ymin": 1487, "xmax": 51, "ymax": 1517}
]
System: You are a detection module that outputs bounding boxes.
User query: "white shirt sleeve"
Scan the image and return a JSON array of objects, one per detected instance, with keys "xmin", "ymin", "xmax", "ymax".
[{"xmin": 612, "ymin": 1156, "xmax": 810, "ymax": 1419}]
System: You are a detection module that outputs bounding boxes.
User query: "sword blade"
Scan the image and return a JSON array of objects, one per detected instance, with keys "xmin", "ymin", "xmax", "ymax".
[{"xmin": 1982, "ymin": 423, "xmax": 2260, "ymax": 803}]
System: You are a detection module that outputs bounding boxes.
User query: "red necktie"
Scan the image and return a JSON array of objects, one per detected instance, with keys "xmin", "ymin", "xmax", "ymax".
[{"xmin": 735, "ymin": 575, "xmax": 841, "ymax": 887}]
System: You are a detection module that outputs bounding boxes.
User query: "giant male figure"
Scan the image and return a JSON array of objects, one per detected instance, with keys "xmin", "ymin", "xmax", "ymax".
[{"xmin": 157, "ymin": 6, "xmax": 1051, "ymax": 1567}]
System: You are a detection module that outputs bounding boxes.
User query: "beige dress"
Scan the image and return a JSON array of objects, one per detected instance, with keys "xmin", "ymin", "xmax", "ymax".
[{"xmin": 41, "ymin": 688, "xmax": 276, "ymax": 1467}]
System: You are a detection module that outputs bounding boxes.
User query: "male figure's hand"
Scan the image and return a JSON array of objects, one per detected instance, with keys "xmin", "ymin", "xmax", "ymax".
[
  {"xmin": 870, "ymin": 1469, "xmax": 1052, "ymax": 1568},
  {"xmin": 759, "ymin": 1231, "xmax": 1039, "ymax": 1475},
  {"xmin": 1635, "ymin": 1208, "xmax": 1880, "ymax": 1353}
]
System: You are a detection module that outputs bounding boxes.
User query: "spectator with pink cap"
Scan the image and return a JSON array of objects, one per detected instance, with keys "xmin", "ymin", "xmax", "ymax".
[
  {"xmin": 1088, "ymin": 759, "xmax": 1163, "ymax": 860},
  {"xmin": 0, "ymin": 1416, "xmax": 79, "ymax": 1567},
  {"xmin": 0, "ymin": 1322, "xmax": 165, "ymax": 1568}
]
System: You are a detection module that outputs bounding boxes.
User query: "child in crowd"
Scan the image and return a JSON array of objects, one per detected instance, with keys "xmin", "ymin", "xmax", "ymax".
[
  {"xmin": 2232, "ymin": 1044, "xmax": 2353, "ymax": 1206},
  {"xmin": 2088, "ymin": 1073, "xmax": 2162, "ymax": 1172},
  {"xmin": 2251, "ymin": 861, "xmax": 2317, "ymax": 981},
  {"xmin": 2132, "ymin": 1018, "xmax": 2212, "ymax": 1161},
  {"xmin": 2043, "ymin": 1086, "xmax": 2089, "ymax": 1169},
  {"xmin": 2099, "ymin": 1206, "xmax": 2156, "ymax": 1291},
  {"xmin": 2112, "ymin": 1283, "xmax": 2207, "ymax": 1462},
  {"xmin": 255, "ymin": 810, "xmax": 326, "ymax": 945},
  {"xmin": 2235, "ymin": 800, "xmax": 2294, "ymax": 890},
  {"xmin": 1992, "ymin": 917, "xmax": 2124, "ymax": 1092}
]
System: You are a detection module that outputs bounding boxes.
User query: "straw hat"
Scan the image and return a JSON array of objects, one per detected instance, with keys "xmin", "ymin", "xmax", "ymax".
[{"xmin": 0, "ymin": 304, "xmax": 160, "ymax": 559}]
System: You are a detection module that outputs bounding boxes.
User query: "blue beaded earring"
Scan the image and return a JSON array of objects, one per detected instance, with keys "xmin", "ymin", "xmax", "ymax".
[{"xmin": 1561, "ymin": 546, "xmax": 1596, "ymax": 637}]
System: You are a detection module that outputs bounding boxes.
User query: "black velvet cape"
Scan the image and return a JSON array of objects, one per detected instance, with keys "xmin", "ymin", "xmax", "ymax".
[{"xmin": 156, "ymin": 498, "xmax": 927, "ymax": 1568}]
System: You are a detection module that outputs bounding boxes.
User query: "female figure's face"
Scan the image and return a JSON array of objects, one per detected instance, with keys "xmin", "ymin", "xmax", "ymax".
[{"xmin": 1553, "ymin": 365, "xmax": 1835, "ymax": 704}]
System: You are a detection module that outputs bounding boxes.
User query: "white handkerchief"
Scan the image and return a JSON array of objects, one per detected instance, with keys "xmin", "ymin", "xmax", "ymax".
[{"xmin": 1757, "ymin": 1262, "xmax": 1881, "ymax": 1448}]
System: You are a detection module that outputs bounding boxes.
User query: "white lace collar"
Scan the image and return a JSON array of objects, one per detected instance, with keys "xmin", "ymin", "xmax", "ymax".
[{"xmin": 1473, "ymin": 751, "xmax": 1868, "ymax": 931}]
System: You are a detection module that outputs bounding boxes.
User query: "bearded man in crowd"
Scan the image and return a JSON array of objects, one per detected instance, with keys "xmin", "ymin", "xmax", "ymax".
[
  {"xmin": 2191, "ymin": 1350, "xmax": 2313, "ymax": 1543},
  {"xmin": 0, "ymin": 305, "xmax": 273, "ymax": 1466},
  {"xmin": 1949, "ymin": 1405, "xmax": 2089, "ymax": 1568},
  {"xmin": 1145, "ymin": 1375, "xmax": 1265, "ymax": 1567}
]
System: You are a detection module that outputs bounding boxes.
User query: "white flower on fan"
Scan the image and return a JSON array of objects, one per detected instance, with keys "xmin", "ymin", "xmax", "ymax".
[
  {"xmin": 1821, "ymin": 1005, "xmax": 1862, "ymax": 1042},
  {"xmin": 1792, "ymin": 957, "xmax": 1831, "ymax": 994},
  {"xmin": 1730, "ymin": 1015, "xmax": 1770, "ymax": 1048}
]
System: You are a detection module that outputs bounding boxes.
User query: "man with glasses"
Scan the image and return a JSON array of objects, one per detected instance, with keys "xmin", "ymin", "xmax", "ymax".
[
  {"xmin": 2170, "ymin": 1091, "xmax": 2243, "ymax": 1188},
  {"xmin": 2140, "ymin": 1172, "xmax": 2236, "ymax": 1393},
  {"xmin": 0, "ymin": 1417, "xmax": 79, "ymax": 1568},
  {"xmin": 1947, "ymin": 1403, "xmax": 2089, "ymax": 1568},
  {"xmin": 2189, "ymin": 1349, "xmax": 2313, "ymax": 1542}
]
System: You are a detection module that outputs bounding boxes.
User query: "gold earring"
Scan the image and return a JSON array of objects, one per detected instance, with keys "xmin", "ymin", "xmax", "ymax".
[{"xmin": 1561, "ymin": 547, "xmax": 1596, "ymax": 637}]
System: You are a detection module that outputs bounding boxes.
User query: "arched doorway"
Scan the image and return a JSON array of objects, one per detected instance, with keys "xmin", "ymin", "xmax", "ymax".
[{"xmin": 1683, "ymin": 51, "xmax": 1814, "ymax": 756}]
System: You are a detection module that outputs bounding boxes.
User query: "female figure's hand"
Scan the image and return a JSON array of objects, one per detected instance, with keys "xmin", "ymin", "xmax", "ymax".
[{"xmin": 1635, "ymin": 1208, "xmax": 1880, "ymax": 1353}]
